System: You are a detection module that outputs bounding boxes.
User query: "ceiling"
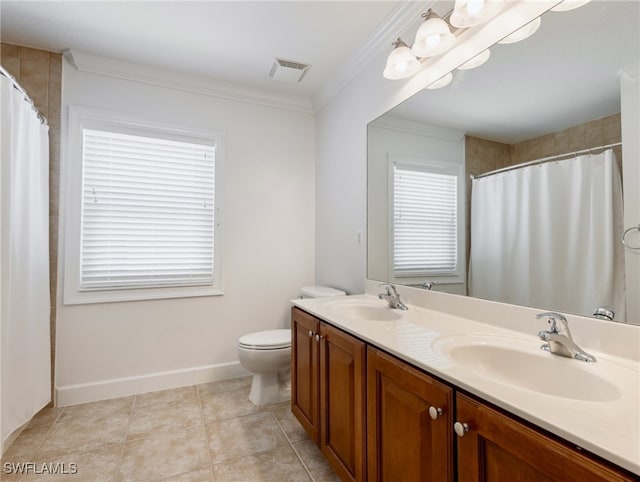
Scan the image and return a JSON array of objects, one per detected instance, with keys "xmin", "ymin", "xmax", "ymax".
[
  {"xmin": 0, "ymin": 1, "xmax": 400, "ymax": 99},
  {"xmin": 386, "ymin": 0, "xmax": 640, "ymax": 144}
]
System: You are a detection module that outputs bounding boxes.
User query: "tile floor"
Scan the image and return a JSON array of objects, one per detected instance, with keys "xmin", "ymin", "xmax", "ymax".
[{"xmin": 1, "ymin": 377, "xmax": 339, "ymax": 481}]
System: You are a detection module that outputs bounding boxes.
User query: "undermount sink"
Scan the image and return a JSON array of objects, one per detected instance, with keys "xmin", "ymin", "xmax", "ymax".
[
  {"xmin": 433, "ymin": 334, "xmax": 622, "ymax": 402},
  {"xmin": 326, "ymin": 299, "xmax": 403, "ymax": 321}
]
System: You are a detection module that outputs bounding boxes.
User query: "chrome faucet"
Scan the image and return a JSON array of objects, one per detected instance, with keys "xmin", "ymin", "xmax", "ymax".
[
  {"xmin": 378, "ymin": 284, "xmax": 408, "ymax": 310},
  {"xmin": 536, "ymin": 312, "xmax": 596, "ymax": 362}
]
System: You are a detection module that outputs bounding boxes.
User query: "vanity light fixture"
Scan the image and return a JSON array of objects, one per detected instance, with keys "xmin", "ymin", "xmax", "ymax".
[
  {"xmin": 383, "ymin": 38, "xmax": 423, "ymax": 80},
  {"xmin": 383, "ymin": 0, "xmax": 586, "ymax": 84},
  {"xmin": 411, "ymin": 9, "xmax": 457, "ymax": 58},
  {"xmin": 426, "ymin": 72, "xmax": 453, "ymax": 89},
  {"xmin": 551, "ymin": 0, "xmax": 591, "ymax": 12},
  {"xmin": 457, "ymin": 48, "xmax": 491, "ymax": 70},
  {"xmin": 497, "ymin": 17, "xmax": 541, "ymax": 44},
  {"xmin": 450, "ymin": 0, "xmax": 505, "ymax": 28}
]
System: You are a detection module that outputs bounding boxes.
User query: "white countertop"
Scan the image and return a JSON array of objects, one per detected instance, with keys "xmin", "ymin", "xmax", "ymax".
[{"xmin": 291, "ymin": 293, "xmax": 640, "ymax": 475}]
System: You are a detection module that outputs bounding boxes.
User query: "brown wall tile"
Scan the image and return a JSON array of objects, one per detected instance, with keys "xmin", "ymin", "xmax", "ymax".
[
  {"xmin": 19, "ymin": 46, "xmax": 50, "ymax": 63},
  {"xmin": 49, "ymin": 53, "xmax": 62, "ymax": 79},
  {"xmin": 1, "ymin": 43, "xmax": 21, "ymax": 80}
]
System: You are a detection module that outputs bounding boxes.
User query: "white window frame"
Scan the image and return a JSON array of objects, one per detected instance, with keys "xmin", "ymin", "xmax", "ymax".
[
  {"xmin": 63, "ymin": 106, "xmax": 224, "ymax": 304},
  {"xmin": 388, "ymin": 156, "xmax": 465, "ymax": 286}
]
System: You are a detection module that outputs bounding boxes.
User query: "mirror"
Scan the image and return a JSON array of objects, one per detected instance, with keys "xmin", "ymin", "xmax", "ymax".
[{"xmin": 367, "ymin": 1, "xmax": 640, "ymax": 324}]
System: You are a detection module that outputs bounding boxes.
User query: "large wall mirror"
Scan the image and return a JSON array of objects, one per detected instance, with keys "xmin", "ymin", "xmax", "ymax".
[{"xmin": 367, "ymin": 1, "xmax": 639, "ymax": 324}]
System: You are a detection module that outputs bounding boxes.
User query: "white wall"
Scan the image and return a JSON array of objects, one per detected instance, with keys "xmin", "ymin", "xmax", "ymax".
[{"xmin": 57, "ymin": 59, "xmax": 315, "ymax": 404}]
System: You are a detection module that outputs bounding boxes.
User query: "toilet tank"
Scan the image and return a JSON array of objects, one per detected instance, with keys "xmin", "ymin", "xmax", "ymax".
[{"xmin": 300, "ymin": 285, "xmax": 346, "ymax": 298}]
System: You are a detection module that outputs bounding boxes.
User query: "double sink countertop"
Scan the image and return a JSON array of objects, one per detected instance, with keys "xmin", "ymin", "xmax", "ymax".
[{"xmin": 291, "ymin": 293, "xmax": 640, "ymax": 476}]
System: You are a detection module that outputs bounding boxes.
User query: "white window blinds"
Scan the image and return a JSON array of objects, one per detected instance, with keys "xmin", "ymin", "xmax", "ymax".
[
  {"xmin": 81, "ymin": 128, "xmax": 216, "ymax": 290},
  {"xmin": 393, "ymin": 161, "xmax": 458, "ymax": 277}
]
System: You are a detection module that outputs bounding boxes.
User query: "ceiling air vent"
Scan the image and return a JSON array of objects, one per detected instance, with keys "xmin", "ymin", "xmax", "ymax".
[{"xmin": 269, "ymin": 58, "xmax": 310, "ymax": 83}]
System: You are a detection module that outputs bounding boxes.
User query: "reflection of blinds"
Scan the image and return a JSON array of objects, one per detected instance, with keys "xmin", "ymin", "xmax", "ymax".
[
  {"xmin": 393, "ymin": 162, "xmax": 458, "ymax": 277},
  {"xmin": 81, "ymin": 128, "xmax": 216, "ymax": 290}
]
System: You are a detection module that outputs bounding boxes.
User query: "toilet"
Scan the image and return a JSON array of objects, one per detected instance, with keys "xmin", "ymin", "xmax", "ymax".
[{"xmin": 237, "ymin": 285, "xmax": 345, "ymax": 405}]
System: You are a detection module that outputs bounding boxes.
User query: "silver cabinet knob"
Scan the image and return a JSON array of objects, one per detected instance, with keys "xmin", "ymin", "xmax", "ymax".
[
  {"xmin": 454, "ymin": 422, "xmax": 470, "ymax": 437},
  {"xmin": 315, "ymin": 334, "xmax": 320, "ymax": 342},
  {"xmin": 308, "ymin": 330, "xmax": 314, "ymax": 338},
  {"xmin": 428, "ymin": 406, "xmax": 443, "ymax": 420}
]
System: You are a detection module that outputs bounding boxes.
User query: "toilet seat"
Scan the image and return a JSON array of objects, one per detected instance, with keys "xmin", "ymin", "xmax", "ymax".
[{"xmin": 238, "ymin": 329, "xmax": 291, "ymax": 350}]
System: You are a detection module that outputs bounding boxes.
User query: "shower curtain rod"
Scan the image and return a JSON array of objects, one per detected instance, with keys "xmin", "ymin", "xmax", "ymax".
[
  {"xmin": 0, "ymin": 64, "xmax": 48, "ymax": 125},
  {"xmin": 470, "ymin": 141, "xmax": 623, "ymax": 180}
]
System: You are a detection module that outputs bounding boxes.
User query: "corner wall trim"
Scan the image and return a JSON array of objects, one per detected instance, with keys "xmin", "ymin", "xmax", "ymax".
[
  {"xmin": 311, "ymin": 1, "xmax": 429, "ymax": 111},
  {"xmin": 55, "ymin": 362, "xmax": 249, "ymax": 407}
]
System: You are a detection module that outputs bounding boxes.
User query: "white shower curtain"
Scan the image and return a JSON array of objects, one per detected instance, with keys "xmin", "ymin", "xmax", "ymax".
[
  {"xmin": 0, "ymin": 74, "xmax": 51, "ymax": 448},
  {"xmin": 469, "ymin": 149, "xmax": 625, "ymax": 321}
]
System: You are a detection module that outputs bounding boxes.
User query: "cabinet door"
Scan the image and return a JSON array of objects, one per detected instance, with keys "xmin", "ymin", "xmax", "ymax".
[
  {"xmin": 291, "ymin": 307, "xmax": 320, "ymax": 444},
  {"xmin": 320, "ymin": 322, "xmax": 367, "ymax": 482},
  {"xmin": 367, "ymin": 346, "xmax": 453, "ymax": 482},
  {"xmin": 456, "ymin": 393, "xmax": 636, "ymax": 482}
]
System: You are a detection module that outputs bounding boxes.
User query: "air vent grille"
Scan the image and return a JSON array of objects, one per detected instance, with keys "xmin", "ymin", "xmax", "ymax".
[{"xmin": 269, "ymin": 58, "xmax": 310, "ymax": 83}]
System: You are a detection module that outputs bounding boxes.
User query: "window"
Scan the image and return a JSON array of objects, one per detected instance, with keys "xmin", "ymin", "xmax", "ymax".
[
  {"xmin": 64, "ymin": 107, "xmax": 224, "ymax": 304},
  {"xmin": 391, "ymin": 159, "xmax": 462, "ymax": 281}
]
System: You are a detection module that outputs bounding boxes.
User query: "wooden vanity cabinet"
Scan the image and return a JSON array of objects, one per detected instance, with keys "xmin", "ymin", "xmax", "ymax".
[
  {"xmin": 455, "ymin": 393, "xmax": 636, "ymax": 482},
  {"xmin": 293, "ymin": 307, "xmax": 637, "ymax": 482},
  {"xmin": 367, "ymin": 346, "xmax": 454, "ymax": 482},
  {"xmin": 291, "ymin": 307, "xmax": 367, "ymax": 482},
  {"xmin": 320, "ymin": 321, "xmax": 367, "ymax": 482},
  {"xmin": 291, "ymin": 307, "xmax": 320, "ymax": 443}
]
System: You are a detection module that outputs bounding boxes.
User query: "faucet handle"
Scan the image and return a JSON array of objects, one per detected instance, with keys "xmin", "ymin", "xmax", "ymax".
[
  {"xmin": 379, "ymin": 283, "xmax": 398, "ymax": 296},
  {"xmin": 535, "ymin": 312, "xmax": 569, "ymax": 335}
]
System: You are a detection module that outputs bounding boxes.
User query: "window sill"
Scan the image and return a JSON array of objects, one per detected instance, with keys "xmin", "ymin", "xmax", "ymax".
[{"xmin": 63, "ymin": 284, "xmax": 223, "ymax": 305}]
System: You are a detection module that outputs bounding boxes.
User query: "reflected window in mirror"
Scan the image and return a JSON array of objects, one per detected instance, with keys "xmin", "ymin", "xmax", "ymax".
[{"xmin": 392, "ymin": 159, "xmax": 460, "ymax": 282}]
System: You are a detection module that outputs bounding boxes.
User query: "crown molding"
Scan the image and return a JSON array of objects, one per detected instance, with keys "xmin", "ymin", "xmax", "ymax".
[
  {"xmin": 64, "ymin": 49, "xmax": 314, "ymax": 114},
  {"xmin": 370, "ymin": 114, "xmax": 466, "ymax": 141},
  {"xmin": 311, "ymin": 1, "xmax": 435, "ymax": 112}
]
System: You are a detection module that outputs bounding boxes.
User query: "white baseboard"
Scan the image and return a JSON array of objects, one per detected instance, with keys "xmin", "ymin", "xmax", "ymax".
[{"xmin": 55, "ymin": 362, "xmax": 250, "ymax": 407}]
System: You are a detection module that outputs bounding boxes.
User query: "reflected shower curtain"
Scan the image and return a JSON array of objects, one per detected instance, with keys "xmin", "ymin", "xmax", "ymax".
[
  {"xmin": 0, "ymin": 74, "xmax": 50, "ymax": 448},
  {"xmin": 469, "ymin": 149, "xmax": 625, "ymax": 321}
]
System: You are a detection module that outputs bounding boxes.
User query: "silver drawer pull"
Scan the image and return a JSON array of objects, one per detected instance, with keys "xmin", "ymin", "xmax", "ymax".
[
  {"xmin": 428, "ymin": 406, "xmax": 443, "ymax": 420},
  {"xmin": 454, "ymin": 422, "xmax": 470, "ymax": 437}
]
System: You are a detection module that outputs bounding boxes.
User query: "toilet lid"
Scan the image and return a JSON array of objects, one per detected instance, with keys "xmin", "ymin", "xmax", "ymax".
[{"xmin": 238, "ymin": 329, "xmax": 291, "ymax": 350}]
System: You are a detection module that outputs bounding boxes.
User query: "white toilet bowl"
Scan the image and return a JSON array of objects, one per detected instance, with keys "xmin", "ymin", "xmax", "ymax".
[{"xmin": 237, "ymin": 329, "xmax": 292, "ymax": 405}]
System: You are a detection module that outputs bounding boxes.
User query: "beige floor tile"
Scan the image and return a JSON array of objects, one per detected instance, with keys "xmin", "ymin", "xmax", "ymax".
[
  {"xmin": 212, "ymin": 444, "xmax": 311, "ymax": 482},
  {"xmin": 36, "ymin": 412, "xmax": 129, "ymax": 457},
  {"xmin": 26, "ymin": 407, "xmax": 64, "ymax": 430},
  {"xmin": 310, "ymin": 468, "xmax": 342, "ymax": 482},
  {"xmin": 197, "ymin": 377, "xmax": 251, "ymax": 397},
  {"xmin": 0, "ymin": 467, "xmax": 21, "ymax": 481},
  {"xmin": 1, "ymin": 426, "xmax": 51, "ymax": 461},
  {"xmin": 199, "ymin": 388, "xmax": 264, "ymax": 422},
  {"xmin": 128, "ymin": 398, "xmax": 203, "ymax": 440},
  {"xmin": 206, "ymin": 412, "xmax": 287, "ymax": 463},
  {"xmin": 266, "ymin": 400, "xmax": 291, "ymax": 412},
  {"xmin": 271, "ymin": 406, "xmax": 308, "ymax": 443},
  {"xmin": 136, "ymin": 386, "xmax": 198, "ymax": 409},
  {"xmin": 20, "ymin": 443, "xmax": 121, "ymax": 482},
  {"xmin": 293, "ymin": 439, "xmax": 339, "ymax": 481},
  {"xmin": 119, "ymin": 428, "xmax": 210, "ymax": 482},
  {"xmin": 158, "ymin": 468, "xmax": 214, "ymax": 481},
  {"xmin": 57, "ymin": 396, "xmax": 133, "ymax": 424}
]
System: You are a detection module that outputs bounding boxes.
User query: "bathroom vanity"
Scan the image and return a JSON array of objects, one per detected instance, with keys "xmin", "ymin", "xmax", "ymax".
[{"xmin": 290, "ymin": 290, "xmax": 639, "ymax": 482}]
